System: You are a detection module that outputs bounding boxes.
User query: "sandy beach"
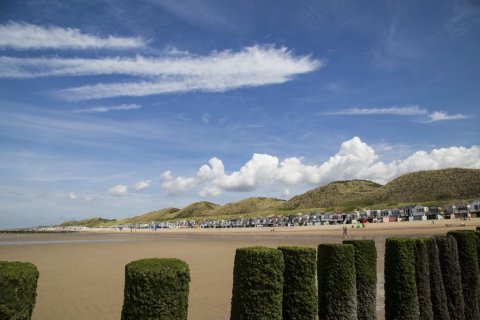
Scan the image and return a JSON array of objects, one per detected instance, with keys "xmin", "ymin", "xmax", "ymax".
[{"xmin": 1, "ymin": 219, "xmax": 479, "ymax": 320}]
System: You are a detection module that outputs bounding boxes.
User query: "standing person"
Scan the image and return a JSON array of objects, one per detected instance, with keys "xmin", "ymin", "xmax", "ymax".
[{"xmin": 343, "ymin": 226, "xmax": 348, "ymax": 239}]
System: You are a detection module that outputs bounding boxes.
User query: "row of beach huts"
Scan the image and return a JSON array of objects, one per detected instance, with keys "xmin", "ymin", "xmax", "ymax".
[{"xmin": 110, "ymin": 199, "xmax": 480, "ymax": 230}]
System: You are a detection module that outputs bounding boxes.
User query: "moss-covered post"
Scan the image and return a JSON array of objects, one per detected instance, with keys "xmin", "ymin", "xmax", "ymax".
[
  {"xmin": 343, "ymin": 240, "xmax": 377, "ymax": 320},
  {"xmin": 475, "ymin": 232, "xmax": 480, "ymax": 309},
  {"xmin": 317, "ymin": 243, "xmax": 357, "ymax": 320},
  {"xmin": 414, "ymin": 238, "xmax": 434, "ymax": 320},
  {"xmin": 121, "ymin": 258, "xmax": 190, "ymax": 320},
  {"xmin": 278, "ymin": 246, "xmax": 317, "ymax": 320},
  {"xmin": 447, "ymin": 231, "xmax": 480, "ymax": 320},
  {"xmin": 436, "ymin": 236, "xmax": 465, "ymax": 320},
  {"xmin": 230, "ymin": 246, "xmax": 284, "ymax": 320},
  {"xmin": 384, "ymin": 238, "xmax": 419, "ymax": 320},
  {"xmin": 475, "ymin": 231, "xmax": 480, "ymax": 271},
  {"xmin": 0, "ymin": 261, "xmax": 39, "ymax": 320},
  {"xmin": 427, "ymin": 238, "xmax": 450, "ymax": 320}
]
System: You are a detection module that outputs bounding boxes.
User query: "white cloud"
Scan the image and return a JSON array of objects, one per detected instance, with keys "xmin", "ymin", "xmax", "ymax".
[
  {"xmin": 0, "ymin": 46, "xmax": 321, "ymax": 100},
  {"xmin": 0, "ymin": 22, "xmax": 146, "ymax": 50},
  {"xmin": 133, "ymin": 180, "xmax": 151, "ymax": 191},
  {"xmin": 161, "ymin": 171, "xmax": 196, "ymax": 196},
  {"xmin": 160, "ymin": 137, "xmax": 480, "ymax": 196},
  {"xmin": 68, "ymin": 192, "xmax": 96, "ymax": 201},
  {"xmin": 73, "ymin": 104, "xmax": 141, "ymax": 113},
  {"xmin": 83, "ymin": 195, "xmax": 95, "ymax": 202},
  {"xmin": 334, "ymin": 106, "xmax": 428, "ymax": 116},
  {"xmin": 108, "ymin": 184, "xmax": 128, "ymax": 197},
  {"xmin": 427, "ymin": 111, "xmax": 470, "ymax": 122},
  {"xmin": 331, "ymin": 106, "xmax": 470, "ymax": 123}
]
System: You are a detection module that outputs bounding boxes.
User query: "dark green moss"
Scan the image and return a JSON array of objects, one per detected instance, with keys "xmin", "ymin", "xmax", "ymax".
[
  {"xmin": 317, "ymin": 243, "xmax": 357, "ymax": 320},
  {"xmin": 343, "ymin": 240, "xmax": 377, "ymax": 320},
  {"xmin": 427, "ymin": 238, "xmax": 450, "ymax": 320},
  {"xmin": 230, "ymin": 246, "xmax": 284, "ymax": 320},
  {"xmin": 384, "ymin": 238, "xmax": 419, "ymax": 320},
  {"xmin": 278, "ymin": 246, "xmax": 317, "ymax": 320},
  {"xmin": 414, "ymin": 238, "xmax": 434, "ymax": 320},
  {"xmin": 0, "ymin": 261, "xmax": 39, "ymax": 320},
  {"xmin": 447, "ymin": 231, "xmax": 480, "ymax": 320},
  {"xmin": 475, "ymin": 232, "xmax": 480, "ymax": 270},
  {"xmin": 475, "ymin": 232, "xmax": 480, "ymax": 312},
  {"xmin": 436, "ymin": 236, "xmax": 465, "ymax": 320},
  {"xmin": 121, "ymin": 258, "xmax": 190, "ymax": 320}
]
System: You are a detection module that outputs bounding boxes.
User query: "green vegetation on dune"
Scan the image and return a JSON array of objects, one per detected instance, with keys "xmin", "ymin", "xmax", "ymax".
[
  {"xmin": 374, "ymin": 168, "xmax": 480, "ymax": 203},
  {"xmin": 58, "ymin": 217, "xmax": 117, "ymax": 227},
  {"xmin": 283, "ymin": 180, "xmax": 381, "ymax": 210},
  {"xmin": 212, "ymin": 197, "xmax": 285, "ymax": 216},
  {"xmin": 125, "ymin": 208, "xmax": 180, "ymax": 224},
  {"xmin": 284, "ymin": 168, "xmax": 480, "ymax": 211},
  {"xmin": 174, "ymin": 201, "xmax": 221, "ymax": 219}
]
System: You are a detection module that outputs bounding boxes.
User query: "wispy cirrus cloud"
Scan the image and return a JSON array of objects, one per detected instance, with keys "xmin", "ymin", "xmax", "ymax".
[
  {"xmin": 328, "ymin": 105, "xmax": 470, "ymax": 123},
  {"xmin": 333, "ymin": 105, "xmax": 428, "ymax": 116},
  {"xmin": 0, "ymin": 45, "xmax": 322, "ymax": 100},
  {"xmin": 73, "ymin": 104, "xmax": 141, "ymax": 113},
  {"xmin": 427, "ymin": 111, "xmax": 470, "ymax": 122},
  {"xmin": 0, "ymin": 22, "xmax": 146, "ymax": 50}
]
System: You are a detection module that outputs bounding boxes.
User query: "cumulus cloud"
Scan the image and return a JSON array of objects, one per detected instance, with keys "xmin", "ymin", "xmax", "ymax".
[
  {"xmin": 133, "ymin": 180, "xmax": 151, "ymax": 191},
  {"xmin": 427, "ymin": 111, "xmax": 470, "ymax": 122},
  {"xmin": 160, "ymin": 137, "xmax": 480, "ymax": 196},
  {"xmin": 108, "ymin": 184, "xmax": 128, "ymax": 197},
  {"xmin": 73, "ymin": 104, "xmax": 141, "ymax": 113},
  {"xmin": 0, "ymin": 46, "xmax": 321, "ymax": 100},
  {"xmin": 0, "ymin": 22, "xmax": 146, "ymax": 50},
  {"xmin": 160, "ymin": 171, "xmax": 196, "ymax": 196}
]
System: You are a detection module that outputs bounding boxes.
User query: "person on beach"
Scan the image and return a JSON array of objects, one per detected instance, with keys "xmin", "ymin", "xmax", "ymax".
[{"xmin": 343, "ymin": 226, "xmax": 348, "ymax": 239}]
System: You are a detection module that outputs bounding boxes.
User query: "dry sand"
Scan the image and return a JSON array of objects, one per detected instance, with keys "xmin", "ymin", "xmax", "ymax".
[{"xmin": 1, "ymin": 219, "xmax": 479, "ymax": 320}]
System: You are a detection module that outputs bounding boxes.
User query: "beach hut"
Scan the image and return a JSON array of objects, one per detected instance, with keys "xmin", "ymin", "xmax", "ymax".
[
  {"xmin": 380, "ymin": 209, "xmax": 397, "ymax": 222},
  {"xmin": 412, "ymin": 205, "xmax": 428, "ymax": 221},
  {"xmin": 401, "ymin": 205, "xmax": 416, "ymax": 221},
  {"xmin": 359, "ymin": 209, "xmax": 373, "ymax": 222},
  {"xmin": 370, "ymin": 210, "xmax": 383, "ymax": 222},
  {"xmin": 321, "ymin": 213, "xmax": 331, "ymax": 225},
  {"xmin": 389, "ymin": 208, "xmax": 401, "ymax": 222},
  {"xmin": 427, "ymin": 206, "xmax": 441, "ymax": 220},
  {"xmin": 453, "ymin": 203, "xmax": 469, "ymax": 219},
  {"xmin": 469, "ymin": 199, "xmax": 480, "ymax": 217}
]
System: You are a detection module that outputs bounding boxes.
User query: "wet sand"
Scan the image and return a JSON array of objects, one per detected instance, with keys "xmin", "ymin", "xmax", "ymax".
[{"xmin": 1, "ymin": 220, "xmax": 478, "ymax": 320}]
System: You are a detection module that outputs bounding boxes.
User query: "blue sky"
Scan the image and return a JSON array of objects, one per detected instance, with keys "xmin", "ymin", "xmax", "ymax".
[{"xmin": 1, "ymin": 0, "xmax": 479, "ymax": 228}]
